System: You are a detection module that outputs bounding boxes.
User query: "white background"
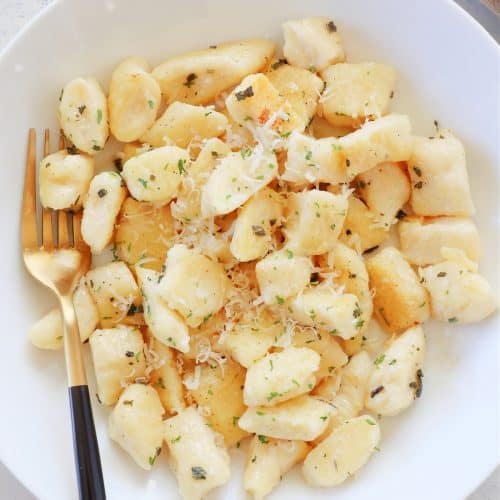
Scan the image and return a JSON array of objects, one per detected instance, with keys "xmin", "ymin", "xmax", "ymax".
[{"xmin": 0, "ymin": 0, "xmax": 498, "ymax": 499}]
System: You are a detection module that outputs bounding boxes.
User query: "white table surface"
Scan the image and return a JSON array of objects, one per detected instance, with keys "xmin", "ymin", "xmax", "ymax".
[{"xmin": 0, "ymin": 0, "xmax": 498, "ymax": 499}]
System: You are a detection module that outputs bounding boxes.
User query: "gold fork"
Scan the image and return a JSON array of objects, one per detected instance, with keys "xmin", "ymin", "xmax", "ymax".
[{"xmin": 21, "ymin": 129, "xmax": 106, "ymax": 500}]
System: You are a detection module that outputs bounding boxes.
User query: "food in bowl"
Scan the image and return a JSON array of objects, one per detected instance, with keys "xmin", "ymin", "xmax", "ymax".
[{"xmin": 29, "ymin": 15, "xmax": 497, "ymax": 500}]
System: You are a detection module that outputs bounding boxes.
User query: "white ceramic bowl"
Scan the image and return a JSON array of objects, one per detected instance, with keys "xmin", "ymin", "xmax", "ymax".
[{"xmin": 0, "ymin": 0, "xmax": 498, "ymax": 499}]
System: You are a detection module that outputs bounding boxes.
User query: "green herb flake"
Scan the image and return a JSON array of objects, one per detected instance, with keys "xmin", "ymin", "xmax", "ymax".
[
  {"xmin": 138, "ymin": 177, "xmax": 148, "ymax": 189},
  {"xmin": 147, "ymin": 100, "xmax": 155, "ymax": 109},
  {"xmin": 267, "ymin": 391, "xmax": 280, "ymax": 402},
  {"xmin": 276, "ymin": 296, "xmax": 285, "ymax": 305},
  {"xmin": 374, "ymin": 354, "xmax": 385, "ymax": 366},
  {"xmin": 240, "ymin": 147, "xmax": 252, "ymax": 159},
  {"xmin": 286, "ymin": 249, "xmax": 294, "ymax": 259},
  {"xmin": 170, "ymin": 435, "xmax": 182, "ymax": 444},
  {"xmin": 448, "ymin": 317, "xmax": 458, "ymax": 323},
  {"xmin": 156, "ymin": 377, "xmax": 166, "ymax": 389},
  {"xmin": 232, "ymin": 416, "xmax": 240, "ymax": 426},
  {"xmin": 96, "ymin": 108, "xmax": 103, "ymax": 125},
  {"xmin": 178, "ymin": 158, "xmax": 187, "ymax": 175},
  {"xmin": 365, "ymin": 418, "xmax": 376, "ymax": 426},
  {"xmin": 258, "ymin": 435, "xmax": 269, "ymax": 444}
]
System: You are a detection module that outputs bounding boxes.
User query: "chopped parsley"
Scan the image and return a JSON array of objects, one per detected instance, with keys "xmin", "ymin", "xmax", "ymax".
[
  {"xmin": 178, "ymin": 158, "xmax": 187, "ymax": 175},
  {"xmin": 97, "ymin": 108, "xmax": 103, "ymax": 124},
  {"xmin": 267, "ymin": 391, "xmax": 280, "ymax": 402},
  {"xmin": 374, "ymin": 354, "xmax": 385, "ymax": 366},
  {"xmin": 257, "ymin": 435, "xmax": 269, "ymax": 444},
  {"xmin": 276, "ymin": 295, "xmax": 285, "ymax": 305},
  {"xmin": 240, "ymin": 147, "xmax": 252, "ymax": 159}
]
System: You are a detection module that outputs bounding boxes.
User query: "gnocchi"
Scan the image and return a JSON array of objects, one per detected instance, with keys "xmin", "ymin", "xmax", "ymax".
[
  {"xmin": 283, "ymin": 17, "xmax": 345, "ymax": 71},
  {"xmin": 57, "ymin": 77, "xmax": 108, "ymax": 154},
  {"xmin": 366, "ymin": 326, "xmax": 425, "ymax": 416},
  {"xmin": 108, "ymin": 57, "xmax": 161, "ymax": 142},
  {"xmin": 121, "ymin": 145, "xmax": 190, "ymax": 205},
  {"xmin": 238, "ymin": 395, "xmax": 333, "ymax": 441},
  {"xmin": 39, "ymin": 151, "xmax": 94, "ymax": 210},
  {"xmin": 319, "ymin": 63, "xmax": 396, "ymax": 128},
  {"xmin": 164, "ymin": 406, "xmax": 231, "ymax": 500},
  {"xmin": 243, "ymin": 347, "xmax": 320, "ymax": 407},
  {"xmin": 140, "ymin": 101, "xmax": 228, "ymax": 148},
  {"xmin": 108, "ymin": 383, "xmax": 164, "ymax": 469},
  {"xmin": 89, "ymin": 325, "xmax": 146, "ymax": 405},
  {"xmin": 81, "ymin": 172, "xmax": 127, "ymax": 253}
]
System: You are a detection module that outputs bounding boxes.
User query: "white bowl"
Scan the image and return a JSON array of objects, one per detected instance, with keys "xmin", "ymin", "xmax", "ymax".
[{"xmin": 0, "ymin": 0, "xmax": 498, "ymax": 499}]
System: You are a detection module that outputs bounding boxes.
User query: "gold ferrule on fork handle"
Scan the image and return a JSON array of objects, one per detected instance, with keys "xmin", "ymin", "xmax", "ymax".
[{"xmin": 60, "ymin": 294, "xmax": 87, "ymax": 387}]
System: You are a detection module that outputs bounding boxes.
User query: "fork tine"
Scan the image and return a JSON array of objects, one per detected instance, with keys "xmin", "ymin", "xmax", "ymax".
[
  {"xmin": 21, "ymin": 129, "xmax": 38, "ymax": 249},
  {"xmin": 41, "ymin": 129, "xmax": 55, "ymax": 249},
  {"xmin": 72, "ymin": 212, "xmax": 84, "ymax": 248},
  {"xmin": 42, "ymin": 209, "xmax": 54, "ymax": 249},
  {"xmin": 58, "ymin": 210, "xmax": 70, "ymax": 247}
]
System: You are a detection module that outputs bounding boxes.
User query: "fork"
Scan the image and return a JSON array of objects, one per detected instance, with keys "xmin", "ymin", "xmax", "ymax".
[{"xmin": 21, "ymin": 129, "xmax": 106, "ymax": 500}]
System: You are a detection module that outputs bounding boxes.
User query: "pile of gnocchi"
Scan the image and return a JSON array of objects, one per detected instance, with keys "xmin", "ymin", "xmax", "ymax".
[{"xmin": 30, "ymin": 16, "xmax": 498, "ymax": 500}]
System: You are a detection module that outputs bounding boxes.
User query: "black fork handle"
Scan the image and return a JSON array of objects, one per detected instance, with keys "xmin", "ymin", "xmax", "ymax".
[{"xmin": 69, "ymin": 385, "xmax": 106, "ymax": 500}]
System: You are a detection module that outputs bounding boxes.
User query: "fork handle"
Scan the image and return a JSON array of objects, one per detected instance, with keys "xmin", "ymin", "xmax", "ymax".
[
  {"xmin": 69, "ymin": 385, "xmax": 106, "ymax": 500},
  {"xmin": 60, "ymin": 294, "xmax": 106, "ymax": 500}
]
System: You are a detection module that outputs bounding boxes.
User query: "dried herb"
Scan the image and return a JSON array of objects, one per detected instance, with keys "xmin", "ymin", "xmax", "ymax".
[
  {"xmin": 113, "ymin": 158, "xmax": 123, "ymax": 171},
  {"xmin": 271, "ymin": 58, "xmax": 287, "ymax": 70},
  {"xmin": 326, "ymin": 20, "xmax": 337, "ymax": 32},
  {"xmin": 252, "ymin": 225, "xmax": 266, "ymax": 236},
  {"xmin": 235, "ymin": 86, "xmax": 254, "ymax": 101},
  {"xmin": 370, "ymin": 385, "xmax": 384, "ymax": 398},
  {"xmin": 127, "ymin": 304, "xmax": 144, "ymax": 316},
  {"xmin": 414, "ymin": 181, "xmax": 423, "ymax": 189},
  {"xmin": 77, "ymin": 104, "xmax": 86, "ymax": 114},
  {"xmin": 183, "ymin": 73, "xmax": 197, "ymax": 88},
  {"xmin": 191, "ymin": 466, "xmax": 207, "ymax": 480},
  {"xmin": 413, "ymin": 166, "xmax": 422, "ymax": 177},
  {"xmin": 364, "ymin": 245, "xmax": 379, "ymax": 254},
  {"xmin": 97, "ymin": 188, "xmax": 107, "ymax": 198},
  {"xmin": 396, "ymin": 209, "xmax": 407, "ymax": 220},
  {"xmin": 437, "ymin": 272, "xmax": 447, "ymax": 278}
]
